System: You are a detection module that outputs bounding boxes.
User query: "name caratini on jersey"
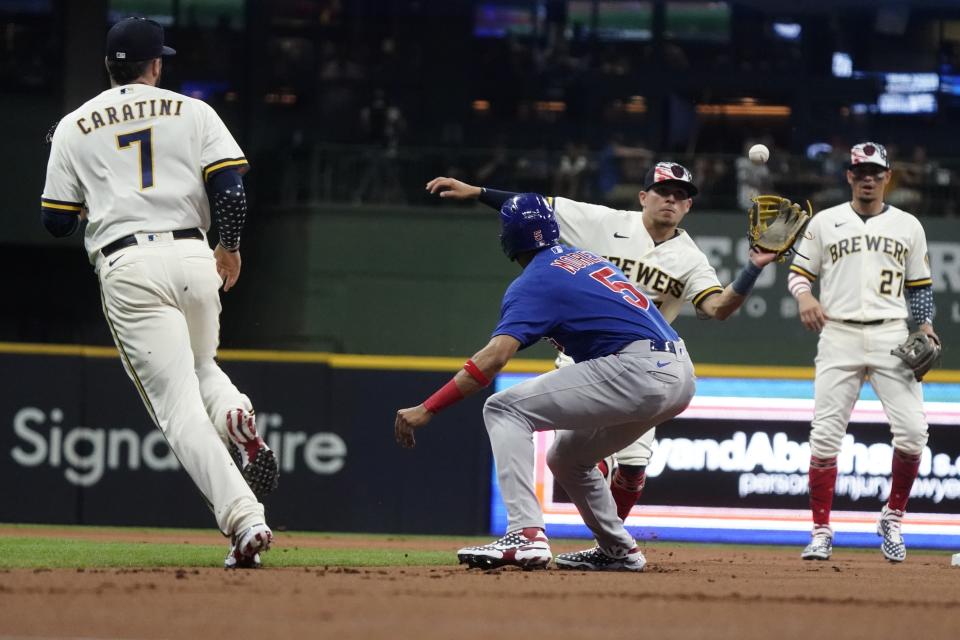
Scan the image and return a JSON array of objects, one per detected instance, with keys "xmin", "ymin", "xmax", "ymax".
[{"xmin": 75, "ymin": 96, "xmax": 184, "ymax": 134}]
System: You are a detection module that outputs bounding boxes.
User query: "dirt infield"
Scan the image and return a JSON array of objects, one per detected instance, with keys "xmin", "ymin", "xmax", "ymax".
[{"xmin": 1, "ymin": 527, "xmax": 958, "ymax": 640}]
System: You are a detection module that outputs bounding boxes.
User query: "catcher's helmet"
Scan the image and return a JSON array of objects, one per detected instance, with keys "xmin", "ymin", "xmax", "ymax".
[{"xmin": 499, "ymin": 193, "xmax": 560, "ymax": 260}]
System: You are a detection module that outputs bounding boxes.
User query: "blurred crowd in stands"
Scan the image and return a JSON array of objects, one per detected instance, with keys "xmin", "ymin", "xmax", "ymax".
[
  {"xmin": 259, "ymin": 137, "xmax": 960, "ymax": 217},
  {"xmin": 5, "ymin": 0, "xmax": 960, "ymax": 216},
  {"xmin": 244, "ymin": 17, "xmax": 960, "ymax": 216}
]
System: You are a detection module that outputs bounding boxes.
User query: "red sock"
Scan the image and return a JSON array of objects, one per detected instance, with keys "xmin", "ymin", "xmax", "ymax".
[
  {"xmin": 888, "ymin": 449, "xmax": 921, "ymax": 512},
  {"xmin": 611, "ymin": 465, "xmax": 646, "ymax": 521},
  {"xmin": 521, "ymin": 527, "xmax": 545, "ymax": 540},
  {"xmin": 809, "ymin": 456, "xmax": 838, "ymax": 527},
  {"xmin": 597, "ymin": 458, "xmax": 611, "ymax": 479}
]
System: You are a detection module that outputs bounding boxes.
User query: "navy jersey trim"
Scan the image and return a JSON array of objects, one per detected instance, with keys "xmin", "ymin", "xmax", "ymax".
[
  {"xmin": 692, "ymin": 286, "xmax": 723, "ymax": 307},
  {"xmin": 203, "ymin": 157, "xmax": 249, "ymax": 182},
  {"xmin": 789, "ymin": 265, "xmax": 817, "ymax": 281}
]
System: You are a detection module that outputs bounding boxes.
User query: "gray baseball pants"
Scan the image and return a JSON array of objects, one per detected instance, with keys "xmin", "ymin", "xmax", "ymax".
[{"xmin": 483, "ymin": 339, "xmax": 696, "ymax": 555}]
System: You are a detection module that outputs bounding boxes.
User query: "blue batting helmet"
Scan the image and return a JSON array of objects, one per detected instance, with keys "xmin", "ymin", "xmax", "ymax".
[{"xmin": 499, "ymin": 193, "xmax": 560, "ymax": 260}]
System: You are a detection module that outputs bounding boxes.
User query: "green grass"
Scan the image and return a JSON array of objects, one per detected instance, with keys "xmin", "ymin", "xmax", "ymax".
[
  {"xmin": 2, "ymin": 524, "xmax": 952, "ymax": 569},
  {"xmin": 0, "ymin": 536, "xmax": 457, "ymax": 569}
]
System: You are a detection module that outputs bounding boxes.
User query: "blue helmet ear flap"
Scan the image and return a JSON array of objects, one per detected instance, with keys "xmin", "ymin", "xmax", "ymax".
[{"xmin": 499, "ymin": 194, "xmax": 560, "ymax": 260}]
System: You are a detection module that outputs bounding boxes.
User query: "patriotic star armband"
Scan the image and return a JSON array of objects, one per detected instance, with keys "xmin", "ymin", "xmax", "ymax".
[
  {"xmin": 905, "ymin": 285, "xmax": 935, "ymax": 327},
  {"xmin": 207, "ymin": 168, "xmax": 247, "ymax": 251}
]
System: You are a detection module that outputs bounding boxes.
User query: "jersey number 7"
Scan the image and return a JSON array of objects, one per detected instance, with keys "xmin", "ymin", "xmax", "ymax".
[
  {"xmin": 590, "ymin": 266, "xmax": 650, "ymax": 310},
  {"xmin": 116, "ymin": 128, "xmax": 154, "ymax": 190}
]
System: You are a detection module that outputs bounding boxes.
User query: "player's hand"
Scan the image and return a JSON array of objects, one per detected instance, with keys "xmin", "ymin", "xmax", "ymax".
[
  {"xmin": 425, "ymin": 177, "xmax": 482, "ymax": 200},
  {"xmin": 797, "ymin": 291, "xmax": 828, "ymax": 332},
  {"xmin": 920, "ymin": 323, "xmax": 940, "ymax": 346},
  {"xmin": 214, "ymin": 244, "xmax": 241, "ymax": 292},
  {"xmin": 747, "ymin": 247, "xmax": 777, "ymax": 268},
  {"xmin": 394, "ymin": 404, "xmax": 433, "ymax": 449}
]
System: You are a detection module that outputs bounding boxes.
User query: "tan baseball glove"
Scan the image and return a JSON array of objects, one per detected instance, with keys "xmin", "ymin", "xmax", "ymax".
[
  {"xmin": 748, "ymin": 195, "xmax": 813, "ymax": 261},
  {"xmin": 890, "ymin": 331, "xmax": 942, "ymax": 382}
]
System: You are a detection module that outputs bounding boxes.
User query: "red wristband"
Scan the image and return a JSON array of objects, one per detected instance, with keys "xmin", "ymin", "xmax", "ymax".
[
  {"xmin": 423, "ymin": 378, "xmax": 464, "ymax": 414},
  {"xmin": 463, "ymin": 359, "xmax": 491, "ymax": 387}
]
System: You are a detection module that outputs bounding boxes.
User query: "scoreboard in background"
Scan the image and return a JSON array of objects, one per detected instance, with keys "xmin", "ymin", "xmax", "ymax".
[{"xmin": 490, "ymin": 374, "xmax": 960, "ymax": 549}]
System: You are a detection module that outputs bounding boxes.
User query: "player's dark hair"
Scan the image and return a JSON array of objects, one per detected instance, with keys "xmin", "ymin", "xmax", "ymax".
[{"xmin": 106, "ymin": 59, "xmax": 153, "ymax": 85}]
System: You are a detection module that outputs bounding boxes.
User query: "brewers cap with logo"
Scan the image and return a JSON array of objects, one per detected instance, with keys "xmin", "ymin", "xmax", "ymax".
[
  {"xmin": 106, "ymin": 17, "xmax": 176, "ymax": 62},
  {"xmin": 849, "ymin": 142, "xmax": 889, "ymax": 170},
  {"xmin": 642, "ymin": 161, "xmax": 698, "ymax": 197}
]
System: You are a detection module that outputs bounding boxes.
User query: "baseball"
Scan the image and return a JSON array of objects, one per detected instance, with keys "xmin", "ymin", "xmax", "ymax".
[{"xmin": 748, "ymin": 144, "xmax": 770, "ymax": 164}]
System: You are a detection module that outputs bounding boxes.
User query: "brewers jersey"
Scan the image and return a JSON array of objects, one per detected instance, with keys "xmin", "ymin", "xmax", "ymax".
[
  {"xmin": 42, "ymin": 84, "xmax": 247, "ymax": 264},
  {"xmin": 549, "ymin": 197, "xmax": 723, "ymax": 321},
  {"xmin": 494, "ymin": 245, "xmax": 679, "ymax": 363},
  {"xmin": 789, "ymin": 203, "xmax": 932, "ymax": 321}
]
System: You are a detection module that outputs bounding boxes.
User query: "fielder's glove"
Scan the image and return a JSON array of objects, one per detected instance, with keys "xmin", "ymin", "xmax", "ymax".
[
  {"xmin": 890, "ymin": 331, "xmax": 942, "ymax": 382},
  {"xmin": 748, "ymin": 195, "xmax": 813, "ymax": 261}
]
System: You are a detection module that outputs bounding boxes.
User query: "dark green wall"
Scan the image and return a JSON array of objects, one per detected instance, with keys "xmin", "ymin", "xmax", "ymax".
[{"xmin": 229, "ymin": 204, "xmax": 960, "ymax": 367}]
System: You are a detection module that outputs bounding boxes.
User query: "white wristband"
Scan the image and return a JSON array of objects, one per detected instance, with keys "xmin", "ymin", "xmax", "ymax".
[{"xmin": 787, "ymin": 272, "xmax": 812, "ymax": 299}]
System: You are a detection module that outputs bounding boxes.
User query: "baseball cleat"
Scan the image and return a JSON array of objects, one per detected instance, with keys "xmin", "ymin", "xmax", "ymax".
[
  {"xmin": 225, "ymin": 551, "xmax": 262, "ymax": 569},
  {"xmin": 877, "ymin": 506, "xmax": 907, "ymax": 563},
  {"xmin": 224, "ymin": 523, "xmax": 272, "ymax": 569},
  {"xmin": 801, "ymin": 526, "xmax": 834, "ymax": 560},
  {"xmin": 226, "ymin": 409, "xmax": 279, "ymax": 499},
  {"xmin": 554, "ymin": 545, "xmax": 646, "ymax": 572},
  {"xmin": 457, "ymin": 529, "xmax": 552, "ymax": 570}
]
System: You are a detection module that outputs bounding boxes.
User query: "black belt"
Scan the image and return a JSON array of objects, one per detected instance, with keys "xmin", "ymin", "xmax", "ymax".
[
  {"xmin": 842, "ymin": 319, "xmax": 889, "ymax": 326},
  {"xmin": 101, "ymin": 228, "xmax": 203, "ymax": 257},
  {"xmin": 648, "ymin": 339, "xmax": 678, "ymax": 355}
]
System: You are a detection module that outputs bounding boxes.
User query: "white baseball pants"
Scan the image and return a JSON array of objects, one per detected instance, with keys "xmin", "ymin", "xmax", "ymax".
[
  {"xmin": 488, "ymin": 340, "xmax": 696, "ymax": 555},
  {"xmin": 810, "ymin": 319, "xmax": 928, "ymax": 458},
  {"xmin": 97, "ymin": 232, "xmax": 264, "ymax": 536}
]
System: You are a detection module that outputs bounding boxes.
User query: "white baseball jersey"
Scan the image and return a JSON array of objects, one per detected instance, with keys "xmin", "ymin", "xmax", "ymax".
[
  {"xmin": 790, "ymin": 203, "xmax": 932, "ymax": 321},
  {"xmin": 42, "ymin": 84, "xmax": 247, "ymax": 263},
  {"xmin": 549, "ymin": 197, "xmax": 723, "ymax": 321}
]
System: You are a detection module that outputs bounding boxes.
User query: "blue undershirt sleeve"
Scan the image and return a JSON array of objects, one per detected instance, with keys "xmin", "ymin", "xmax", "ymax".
[
  {"xmin": 40, "ymin": 209, "xmax": 79, "ymax": 237},
  {"xmin": 478, "ymin": 187, "xmax": 519, "ymax": 211}
]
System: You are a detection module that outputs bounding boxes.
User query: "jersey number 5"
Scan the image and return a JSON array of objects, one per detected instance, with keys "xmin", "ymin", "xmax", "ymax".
[
  {"xmin": 590, "ymin": 266, "xmax": 650, "ymax": 310},
  {"xmin": 116, "ymin": 128, "xmax": 154, "ymax": 190}
]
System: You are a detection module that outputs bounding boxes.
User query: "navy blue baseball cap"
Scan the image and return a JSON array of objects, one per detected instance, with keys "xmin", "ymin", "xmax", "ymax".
[{"xmin": 106, "ymin": 17, "xmax": 176, "ymax": 62}]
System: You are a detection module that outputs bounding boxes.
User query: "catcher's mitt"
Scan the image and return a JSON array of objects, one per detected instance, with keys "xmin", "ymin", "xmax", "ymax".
[
  {"xmin": 890, "ymin": 331, "xmax": 942, "ymax": 382},
  {"xmin": 748, "ymin": 195, "xmax": 813, "ymax": 261}
]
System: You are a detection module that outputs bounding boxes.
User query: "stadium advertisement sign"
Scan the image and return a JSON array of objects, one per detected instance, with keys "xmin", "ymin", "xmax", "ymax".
[
  {"xmin": 0, "ymin": 351, "xmax": 491, "ymax": 534},
  {"xmin": 491, "ymin": 374, "xmax": 960, "ymax": 549}
]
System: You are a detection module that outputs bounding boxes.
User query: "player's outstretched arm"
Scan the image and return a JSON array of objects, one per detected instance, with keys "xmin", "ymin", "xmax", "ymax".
[
  {"xmin": 698, "ymin": 249, "xmax": 777, "ymax": 320},
  {"xmin": 425, "ymin": 177, "xmax": 482, "ymax": 200},
  {"xmin": 394, "ymin": 335, "xmax": 520, "ymax": 448},
  {"xmin": 426, "ymin": 177, "xmax": 525, "ymax": 212}
]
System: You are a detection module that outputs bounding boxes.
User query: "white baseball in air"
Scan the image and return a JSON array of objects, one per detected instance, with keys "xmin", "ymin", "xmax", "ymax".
[{"xmin": 748, "ymin": 144, "xmax": 770, "ymax": 165}]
